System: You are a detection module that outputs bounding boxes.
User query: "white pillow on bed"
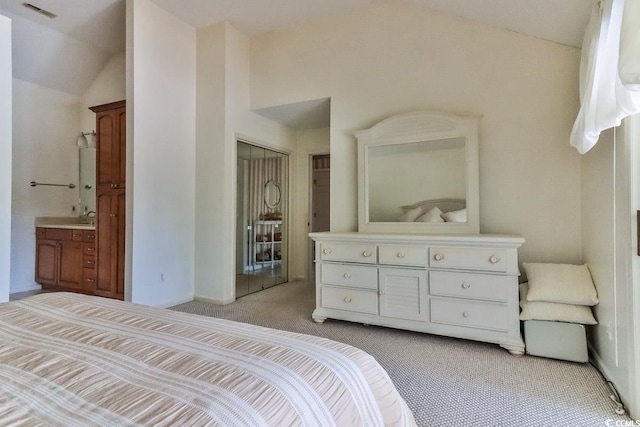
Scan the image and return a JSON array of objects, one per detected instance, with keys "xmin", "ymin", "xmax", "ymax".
[
  {"xmin": 397, "ymin": 206, "xmax": 423, "ymax": 222},
  {"xmin": 415, "ymin": 207, "xmax": 444, "ymax": 222},
  {"xmin": 523, "ymin": 263, "xmax": 599, "ymax": 306},
  {"xmin": 519, "ymin": 283, "xmax": 597, "ymax": 325},
  {"xmin": 440, "ymin": 208, "xmax": 467, "ymax": 223}
]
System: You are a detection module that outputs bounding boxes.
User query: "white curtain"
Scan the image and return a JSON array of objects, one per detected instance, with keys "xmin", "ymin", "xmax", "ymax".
[
  {"xmin": 570, "ymin": 0, "xmax": 640, "ymax": 154},
  {"xmin": 247, "ymin": 157, "xmax": 284, "ymax": 222}
]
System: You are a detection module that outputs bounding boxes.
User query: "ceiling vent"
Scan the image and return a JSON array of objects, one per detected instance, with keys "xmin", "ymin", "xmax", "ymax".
[{"xmin": 21, "ymin": 2, "xmax": 57, "ymax": 19}]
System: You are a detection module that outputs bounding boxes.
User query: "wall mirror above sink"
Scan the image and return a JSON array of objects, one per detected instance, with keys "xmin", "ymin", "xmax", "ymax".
[
  {"xmin": 78, "ymin": 146, "xmax": 96, "ymax": 215},
  {"xmin": 356, "ymin": 111, "xmax": 480, "ymax": 234}
]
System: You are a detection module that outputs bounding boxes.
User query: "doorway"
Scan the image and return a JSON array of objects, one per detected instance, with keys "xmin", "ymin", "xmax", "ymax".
[
  {"xmin": 236, "ymin": 140, "xmax": 289, "ymax": 298},
  {"xmin": 309, "ymin": 154, "xmax": 330, "ymax": 280}
]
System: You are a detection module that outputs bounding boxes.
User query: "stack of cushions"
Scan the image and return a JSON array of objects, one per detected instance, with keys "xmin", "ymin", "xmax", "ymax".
[
  {"xmin": 398, "ymin": 206, "xmax": 467, "ymax": 223},
  {"xmin": 519, "ymin": 263, "xmax": 599, "ymax": 325}
]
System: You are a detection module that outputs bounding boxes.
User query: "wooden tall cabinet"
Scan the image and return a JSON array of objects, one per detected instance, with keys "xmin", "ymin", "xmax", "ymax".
[{"xmin": 90, "ymin": 100, "xmax": 126, "ymax": 300}]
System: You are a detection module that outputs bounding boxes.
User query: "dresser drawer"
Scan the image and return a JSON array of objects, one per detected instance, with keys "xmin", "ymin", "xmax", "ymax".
[
  {"xmin": 430, "ymin": 298, "xmax": 508, "ymax": 332},
  {"xmin": 319, "ymin": 243, "xmax": 377, "ymax": 264},
  {"xmin": 379, "ymin": 245, "xmax": 427, "ymax": 267},
  {"xmin": 429, "ymin": 247, "xmax": 508, "ymax": 272},
  {"xmin": 321, "ymin": 264, "xmax": 377, "ymax": 290},
  {"xmin": 429, "ymin": 271, "xmax": 510, "ymax": 302},
  {"xmin": 321, "ymin": 286, "xmax": 378, "ymax": 315}
]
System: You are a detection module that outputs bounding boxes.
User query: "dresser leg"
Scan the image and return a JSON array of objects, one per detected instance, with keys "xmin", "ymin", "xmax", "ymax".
[
  {"xmin": 501, "ymin": 343, "xmax": 525, "ymax": 356},
  {"xmin": 312, "ymin": 314, "xmax": 327, "ymax": 324}
]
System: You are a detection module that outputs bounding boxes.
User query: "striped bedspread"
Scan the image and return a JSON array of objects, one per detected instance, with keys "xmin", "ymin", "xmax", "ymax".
[{"xmin": 0, "ymin": 293, "xmax": 416, "ymax": 426}]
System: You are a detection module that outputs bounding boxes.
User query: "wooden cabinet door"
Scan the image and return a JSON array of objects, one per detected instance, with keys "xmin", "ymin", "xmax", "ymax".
[
  {"xmin": 58, "ymin": 240, "xmax": 83, "ymax": 290},
  {"xmin": 35, "ymin": 239, "xmax": 57, "ymax": 286},
  {"xmin": 96, "ymin": 189, "xmax": 125, "ymax": 299},
  {"xmin": 92, "ymin": 101, "xmax": 125, "ymax": 190}
]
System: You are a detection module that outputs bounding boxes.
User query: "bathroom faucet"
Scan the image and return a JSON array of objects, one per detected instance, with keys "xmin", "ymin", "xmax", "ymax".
[{"xmin": 84, "ymin": 211, "xmax": 96, "ymax": 225}]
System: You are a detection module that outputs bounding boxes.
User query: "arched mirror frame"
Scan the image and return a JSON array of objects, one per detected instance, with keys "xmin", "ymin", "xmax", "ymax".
[
  {"xmin": 356, "ymin": 111, "xmax": 480, "ymax": 234},
  {"xmin": 264, "ymin": 180, "xmax": 281, "ymax": 209}
]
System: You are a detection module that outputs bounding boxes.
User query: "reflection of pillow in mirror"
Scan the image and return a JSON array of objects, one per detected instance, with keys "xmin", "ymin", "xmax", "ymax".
[
  {"xmin": 416, "ymin": 207, "xmax": 444, "ymax": 222},
  {"xmin": 441, "ymin": 208, "xmax": 467, "ymax": 223},
  {"xmin": 398, "ymin": 206, "xmax": 423, "ymax": 222}
]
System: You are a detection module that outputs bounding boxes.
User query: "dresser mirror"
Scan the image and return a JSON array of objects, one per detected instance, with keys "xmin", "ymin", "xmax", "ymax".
[{"xmin": 355, "ymin": 111, "xmax": 480, "ymax": 234}]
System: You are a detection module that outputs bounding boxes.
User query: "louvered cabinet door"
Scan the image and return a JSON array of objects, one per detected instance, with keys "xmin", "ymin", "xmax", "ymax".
[{"xmin": 378, "ymin": 267, "xmax": 428, "ymax": 322}]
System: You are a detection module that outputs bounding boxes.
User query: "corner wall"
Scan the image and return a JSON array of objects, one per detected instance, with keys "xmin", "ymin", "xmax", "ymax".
[
  {"xmin": 0, "ymin": 14, "xmax": 11, "ymax": 301},
  {"xmin": 128, "ymin": 0, "xmax": 197, "ymax": 307},
  {"xmin": 194, "ymin": 23, "xmax": 293, "ymax": 303},
  {"xmin": 10, "ymin": 80, "xmax": 80, "ymax": 293}
]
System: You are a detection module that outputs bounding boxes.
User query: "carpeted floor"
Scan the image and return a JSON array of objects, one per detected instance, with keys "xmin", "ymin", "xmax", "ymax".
[{"xmin": 170, "ymin": 281, "xmax": 632, "ymax": 427}]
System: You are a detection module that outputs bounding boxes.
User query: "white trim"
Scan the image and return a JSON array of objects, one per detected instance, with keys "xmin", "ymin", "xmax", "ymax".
[{"xmin": 194, "ymin": 295, "xmax": 235, "ymax": 306}]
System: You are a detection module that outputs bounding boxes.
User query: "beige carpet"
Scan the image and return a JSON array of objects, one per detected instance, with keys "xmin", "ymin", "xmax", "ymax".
[{"xmin": 170, "ymin": 281, "xmax": 631, "ymax": 427}]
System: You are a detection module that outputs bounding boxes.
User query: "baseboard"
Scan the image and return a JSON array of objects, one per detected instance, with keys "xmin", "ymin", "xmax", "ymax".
[
  {"xmin": 588, "ymin": 343, "xmax": 632, "ymax": 413},
  {"xmin": 156, "ymin": 296, "xmax": 195, "ymax": 309},
  {"xmin": 10, "ymin": 284, "xmax": 42, "ymax": 294},
  {"xmin": 194, "ymin": 295, "xmax": 235, "ymax": 306}
]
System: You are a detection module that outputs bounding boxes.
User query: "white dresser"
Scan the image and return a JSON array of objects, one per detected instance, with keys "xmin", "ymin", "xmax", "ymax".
[{"xmin": 310, "ymin": 232, "xmax": 526, "ymax": 354}]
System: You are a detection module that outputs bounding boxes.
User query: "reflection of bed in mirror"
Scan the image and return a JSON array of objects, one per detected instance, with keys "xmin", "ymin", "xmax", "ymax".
[{"xmin": 398, "ymin": 198, "xmax": 467, "ymax": 223}]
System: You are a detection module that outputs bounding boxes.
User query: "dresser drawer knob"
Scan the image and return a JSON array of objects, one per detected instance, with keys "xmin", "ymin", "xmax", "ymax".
[
  {"xmin": 462, "ymin": 311, "xmax": 470, "ymax": 318},
  {"xmin": 343, "ymin": 273, "xmax": 351, "ymax": 279},
  {"xmin": 344, "ymin": 297, "xmax": 352, "ymax": 303},
  {"xmin": 489, "ymin": 255, "xmax": 501, "ymax": 264},
  {"xmin": 322, "ymin": 248, "xmax": 332, "ymax": 255},
  {"xmin": 433, "ymin": 253, "xmax": 444, "ymax": 261},
  {"xmin": 461, "ymin": 283, "xmax": 471, "ymax": 289},
  {"xmin": 362, "ymin": 250, "xmax": 372, "ymax": 257},
  {"xmin": 397, "ymin": 252, "xmax": 405, "ymax": 258}
]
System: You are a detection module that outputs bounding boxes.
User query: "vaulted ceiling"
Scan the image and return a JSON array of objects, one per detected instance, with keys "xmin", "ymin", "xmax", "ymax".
[{"xmin": 0, "ymin": 0, "xmax": 594, "ymax": 96}]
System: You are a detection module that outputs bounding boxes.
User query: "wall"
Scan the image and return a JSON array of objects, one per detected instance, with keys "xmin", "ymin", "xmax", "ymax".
[
  {"xmin": 582, "ymin": 124, "xmax": 637, "ymax": 415},
  {"xmin": 128, "ymin": 0, "xmax": 196, "ymax": 307},
  {"xmin": 195, "ymin": 22, "xmax": 293, "ymax": 303},
  {"xmin": 251, "ymin": 1, "xmax": 582, "ymax": 266},
  {"xmin": 290, "ymin": 128, "xmax": 330, "ymax": 281},
  {"xmin": 10, "ymin": 79, "xmax": 80, "ymax": 293},
  {"xmin": 0, "ymin": 14, "xmax": 11, "ymax": 301},
  {"xmin": 81, "ymin": 52, "xmax": 126, "ymax": 132}
]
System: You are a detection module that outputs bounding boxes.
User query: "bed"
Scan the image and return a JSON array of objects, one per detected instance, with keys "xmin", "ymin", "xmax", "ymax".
[{"xmin": 0, "ymin": 293, "xmax": 416, "ymax": 426}]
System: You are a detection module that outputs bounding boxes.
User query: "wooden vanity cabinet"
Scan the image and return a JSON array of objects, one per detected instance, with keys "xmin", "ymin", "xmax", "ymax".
[
  {"xmin": 90, "ymin": 99, "xmax": 126, "ymax": 300},
  {"xmin": 35, "ymin": 227, "xmax": 96, "ymax": 293}
]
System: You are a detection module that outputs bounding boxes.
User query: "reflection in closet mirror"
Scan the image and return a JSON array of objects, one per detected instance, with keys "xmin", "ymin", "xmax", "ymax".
[
  {"xmin": 356, "ymin": 111, "xmax": 480, "ymax": 234},
  {"xmin": 236, "ymin": 141, "xmax": 289, "ymax": 299}
]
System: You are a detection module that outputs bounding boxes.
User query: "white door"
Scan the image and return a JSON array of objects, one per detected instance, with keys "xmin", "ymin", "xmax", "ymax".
[{"xmin": 378, "ymin": 267, "xmax": 428, "ymax": 322}]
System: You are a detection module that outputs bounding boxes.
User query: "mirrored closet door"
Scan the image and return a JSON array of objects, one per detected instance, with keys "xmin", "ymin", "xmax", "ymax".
[{"xmin": 236, "ymin": 141, "xmax": 289, "ymax": 298}]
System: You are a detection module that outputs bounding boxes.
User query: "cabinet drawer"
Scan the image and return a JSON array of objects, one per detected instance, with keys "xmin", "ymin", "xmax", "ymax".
[
  {"xmin": 321, "ymin": 286, "xmax": 378, "ymax": 315},
  {"xmin": 83, "ymin": 230, "xmax": 96, "ymax": 242},
  {"xmin": 429, "ymin": 271, "xmax": 510, "ymax": 302},
  {"xmin": 82, "ymin": 243, "xmax": 96, "ymax": 255},
  {"xmin": 82, "ymin": 268, "xmax": 96, "ymax": 291},
  {"xmin": 83, "ymin": 256, "xmax": 96, "ymax": 269},
  {"xmin": 71, "ymin": 230, "xmax": 83, "ymax": 242},
  {"xmin": 45, "ymin": 228, "xmax": 72, "ymax": 241},
  {"xmin": 319, "ymin": 243, "xmax": 377, "ymax": 264},
  {"xmin": 430, "ymin": 298, "xmax": 508, "ymax": 332},
  {"xmin": 321, "ymin": 264, "xmax": 377, "ymax": 290},
  {"xmin": 379, "ymin": 245, "xmax": 427, "ymax": 267},
  {"xmin": 429, "ymin": 247, "xmax": 508, "ymax": 272}
]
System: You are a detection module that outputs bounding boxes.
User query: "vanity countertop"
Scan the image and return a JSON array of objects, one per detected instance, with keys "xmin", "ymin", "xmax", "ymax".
[{"xmin": 35, "ymin": 217, "xmax": 95, "ymax": 230}]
